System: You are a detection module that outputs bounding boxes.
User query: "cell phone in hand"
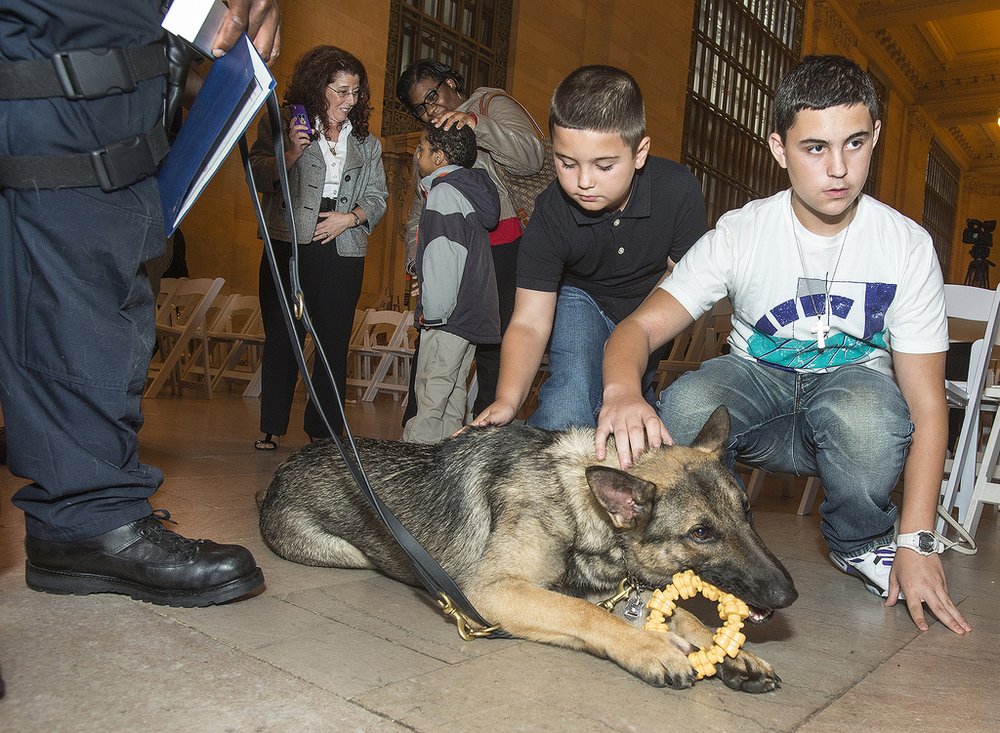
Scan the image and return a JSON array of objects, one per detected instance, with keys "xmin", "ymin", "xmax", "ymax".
[{"xmin": 289, "ymin": 104, "xmax": 312, "ymax": 136}]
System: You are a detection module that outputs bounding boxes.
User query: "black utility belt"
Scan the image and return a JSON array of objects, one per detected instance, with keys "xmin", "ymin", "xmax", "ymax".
[
  {"xmin": 0, "ymin": 124, "xmax": 168, "ymax": 192},
  {"xmin": 0, "ymin": 42, "xmax": 169, "ymax": 192},
  {"xmin": 0, "ymin": 43, "xmax": 167, "ymax": 101}
]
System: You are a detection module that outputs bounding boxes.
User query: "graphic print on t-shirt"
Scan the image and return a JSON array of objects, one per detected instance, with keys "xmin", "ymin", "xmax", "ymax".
[{"xmin": 748, "ymin": 278, "xmax": 897, "ymax": 370}]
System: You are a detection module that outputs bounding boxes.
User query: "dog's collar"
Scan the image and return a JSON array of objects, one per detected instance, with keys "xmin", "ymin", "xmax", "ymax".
[
  {"xmin": 614, "ymin": 533, "xmax": 649, "ymax": 587},
  {"xmin": 601, "ymin": 535, "xmax": 653, "ymax": 620}
]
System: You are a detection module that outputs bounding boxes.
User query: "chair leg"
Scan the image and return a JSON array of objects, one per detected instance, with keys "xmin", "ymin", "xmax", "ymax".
[
  {"xmin": 961, "ymin": 414, "xmax": 1000, "ymax": 537},
  {"xmin": 745, "ymin": 468, "xmax": 765, "ymax": 505},
  {"xmin": 797, "ymin": 477, "xmax": 821, "ymax": 516}
]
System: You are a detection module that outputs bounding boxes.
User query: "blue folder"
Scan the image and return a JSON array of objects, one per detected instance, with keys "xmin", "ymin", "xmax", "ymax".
[{"xmin": 158, "ymin": 34, "xmax": 275, "ymax": 236}]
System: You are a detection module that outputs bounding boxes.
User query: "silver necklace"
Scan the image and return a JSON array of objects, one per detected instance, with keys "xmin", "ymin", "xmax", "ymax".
[
  {"xmin": 790, "ymin": 202, "xmax": 852, "ymax": 351},
  {"xmin": 323, "ymin": 130, "xmax": 338, "ymax": 155},
  {"xmin": 321, "ymin": 119, "xmax": 344, "ymax": 154}
]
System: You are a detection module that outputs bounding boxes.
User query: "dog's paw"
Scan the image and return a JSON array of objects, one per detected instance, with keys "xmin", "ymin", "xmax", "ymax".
[
  {"xmin": 718, "ymin": 650, "xmax": 781, "ymax": 693},
  {"xmin": 620, "ymin": 632, "xmax": 698, "ymax": 689}
]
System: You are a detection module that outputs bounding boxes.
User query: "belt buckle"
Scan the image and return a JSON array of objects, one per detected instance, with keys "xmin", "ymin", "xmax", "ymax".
[
  {"xmin": 89, "ymin": 134, "xmax": 155, "ymax": 192},
  {"xmin": 52, "ymin": 48, "xmax": 136, "ymax": 101}
]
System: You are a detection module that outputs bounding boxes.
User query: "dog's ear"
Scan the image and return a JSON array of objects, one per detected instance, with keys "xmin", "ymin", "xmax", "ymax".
[
  {"xmin": 690, "ymin": 405, "xmax": 730, "ymax": 455},
  {"xmin": 586, "ymin": 466, "xmax": 656, "ymax": 530}
]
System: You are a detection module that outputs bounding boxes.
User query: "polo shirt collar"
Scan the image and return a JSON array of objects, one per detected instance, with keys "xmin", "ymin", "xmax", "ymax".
[{"xmin": 568, "ymin": 163, "xmax": 651, "ymax": 226}]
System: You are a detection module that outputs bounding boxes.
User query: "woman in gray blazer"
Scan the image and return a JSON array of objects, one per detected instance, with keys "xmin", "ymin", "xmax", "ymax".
[{"xmin": 250, "ymin": 46, "xmax": 388, "ymax": 448}]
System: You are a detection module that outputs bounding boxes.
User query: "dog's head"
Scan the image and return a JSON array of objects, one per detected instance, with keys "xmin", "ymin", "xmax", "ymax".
[{"xmin": 586, "ymin": 406, "xmax": 797, "ymax": 618}]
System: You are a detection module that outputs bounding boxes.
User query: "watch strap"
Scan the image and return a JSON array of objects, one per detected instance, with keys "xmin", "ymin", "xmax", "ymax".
[{"xmin": 897, "ymin": 530, "xmax": 944, "ymax": 555}]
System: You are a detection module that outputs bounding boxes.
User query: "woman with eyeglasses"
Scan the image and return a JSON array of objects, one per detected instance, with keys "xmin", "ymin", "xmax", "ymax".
[
  {"xmin": 397, "ymin": 59, "xmax": 547, "ymax": 421},
  {"xmin": 250, "ymin": 45, "xmax": 388, "ymax": 449}
]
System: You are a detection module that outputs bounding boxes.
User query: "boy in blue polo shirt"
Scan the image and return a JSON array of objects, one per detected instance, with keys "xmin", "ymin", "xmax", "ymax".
[{"xmin": 472, "ymin": 65, "xmax": 707, "ymax": 430}]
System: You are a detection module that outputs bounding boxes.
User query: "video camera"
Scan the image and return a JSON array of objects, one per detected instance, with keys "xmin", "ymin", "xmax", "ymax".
[{"xmin": 963, "ymin": 218, "xmax": 996, "ymax": 247}]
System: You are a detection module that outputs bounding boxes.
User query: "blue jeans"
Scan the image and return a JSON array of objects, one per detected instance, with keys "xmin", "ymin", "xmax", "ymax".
[
  {"xmin": 657, "ymin": 354, "xmax": 913, "ymax": 556},
  {"xmin": 528, "ymin": 285, "xmax": 659, "ymax": 431}
]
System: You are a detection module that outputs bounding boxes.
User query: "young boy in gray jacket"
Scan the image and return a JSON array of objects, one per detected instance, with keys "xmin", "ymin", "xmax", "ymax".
[{"xmin": 402, "ymin": 123, "xmax": 501, "ymax": 443}]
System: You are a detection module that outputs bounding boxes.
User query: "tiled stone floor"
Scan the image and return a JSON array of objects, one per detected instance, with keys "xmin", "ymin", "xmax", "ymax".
[{"xmin": 1, "ymin": 391, "xmax": 997, "ymax": 732}]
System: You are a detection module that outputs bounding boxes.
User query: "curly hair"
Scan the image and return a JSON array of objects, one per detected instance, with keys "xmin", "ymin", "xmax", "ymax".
[
  {"xmin": 425, "ymin": 122, "xmax": 477, "ymax": 168},
  {"xmin": 283, "ymin": 46, "xmax": 371, "ymax": 141}
]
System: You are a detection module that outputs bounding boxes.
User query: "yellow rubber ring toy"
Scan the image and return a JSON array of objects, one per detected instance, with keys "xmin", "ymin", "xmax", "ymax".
[{"xmin": 643, "ymin": 569, "xmax": 751, "ymax": 680}]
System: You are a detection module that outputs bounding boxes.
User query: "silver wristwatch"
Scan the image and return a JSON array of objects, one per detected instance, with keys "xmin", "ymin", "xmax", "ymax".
[{"xmin": 896, "ymin": 530, "xmax": 945, "ymax": 555}]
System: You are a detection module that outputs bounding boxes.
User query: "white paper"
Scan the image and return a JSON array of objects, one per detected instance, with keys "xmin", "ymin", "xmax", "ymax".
[{"xmin": 161, "ymin": 0, "xmax": 229, "ymax": 56}]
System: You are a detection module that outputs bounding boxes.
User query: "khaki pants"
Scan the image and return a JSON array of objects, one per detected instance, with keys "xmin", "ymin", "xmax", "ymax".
[{"xmin": 402, "ymin": 329, "xmax": 476, "ymax": 444}]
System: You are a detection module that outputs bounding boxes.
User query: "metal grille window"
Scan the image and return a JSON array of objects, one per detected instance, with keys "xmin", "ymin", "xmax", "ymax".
[
  {"xmin": 682, "ymin": 0, "xmax": 804, "ymax": 225},
  {"xmin": 382, "ymin": 0, "xmax": 513, "ymax": 137},
  {"xmin": 922, "ymin": 138, "xmax": 959, "ymax": 270}
]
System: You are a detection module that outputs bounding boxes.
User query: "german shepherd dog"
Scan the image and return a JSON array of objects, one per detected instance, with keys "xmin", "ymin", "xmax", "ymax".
[{"xmin": 258, "ymin": 406, "xmax": 797, "ymax": 692}]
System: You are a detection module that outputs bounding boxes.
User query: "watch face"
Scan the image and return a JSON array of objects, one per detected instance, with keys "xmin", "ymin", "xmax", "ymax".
[{"xmin": 917, "ymin": 532, "xmax": 937, "ymax": 552}]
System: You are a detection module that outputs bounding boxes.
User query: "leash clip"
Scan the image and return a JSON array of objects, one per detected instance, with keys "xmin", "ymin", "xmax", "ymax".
[
  {"xmin": 597, "ymin": 577, "xmax": 635, "ymax": 613},
  {"xmin": 437, "ymin": 592, "xmax": 503, "ymax": 641},
  {"xmin": 293, "ymin": 291, "xmax": 304, "ymax": 320}
]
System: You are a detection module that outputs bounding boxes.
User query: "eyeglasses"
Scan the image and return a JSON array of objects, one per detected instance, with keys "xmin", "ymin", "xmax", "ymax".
[
  {"xmin": 327, "ymin": 85, "xmax": 361, "ymax": 99},
  {"xmin": 411, "ymin": 79, "xmax": 445, "ymax": 119}
]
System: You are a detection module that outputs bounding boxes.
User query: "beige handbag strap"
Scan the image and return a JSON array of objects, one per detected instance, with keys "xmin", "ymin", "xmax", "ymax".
[{"xmin": 477, "ymin": 89, "xmax": 545, "ymax": 139}]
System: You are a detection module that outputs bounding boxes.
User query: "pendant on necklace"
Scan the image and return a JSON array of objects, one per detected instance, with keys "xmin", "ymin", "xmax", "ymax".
[{"xmin": 812, "ymin": 317, "xmax": 830, "ymax": 351}]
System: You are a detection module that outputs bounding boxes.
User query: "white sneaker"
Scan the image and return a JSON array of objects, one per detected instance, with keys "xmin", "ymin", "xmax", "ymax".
[{"xmin": 830, "ymin": 544, "xmax": 903, "ymax": 599}]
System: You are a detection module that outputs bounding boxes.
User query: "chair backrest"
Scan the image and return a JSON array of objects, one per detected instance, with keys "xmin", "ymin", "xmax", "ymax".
[
  {"xmin": 209, "ymin": 293, "xmax": 263, "ymax": 337},
  {"xmin": 944, "ymin": 284, "xmax": 1000, "ymax": 396},
  {"xmin": 940, "ymin": 283, "xmax": 1000, "ymax": 525},
  {"xmin": 156, "ymin": 277, "xmax": 181, "ymax": 309},
  {"xmin": 390, "ymin": 310, "xmax": 417, "ymax": 352},
  {"xmin": 349, "ymin": 308, "xmax": 372, "ymax": 347},
  {"xmin": 354, "ymin": 309, "xmax": 409, "ymax": 350},
  {"xmin": 656, "ymin": 297, "xmax": 734, "ymax": 391},
  {"xmin": 159, "ymin": 277, "xmax": 227, "ymax": 329}
]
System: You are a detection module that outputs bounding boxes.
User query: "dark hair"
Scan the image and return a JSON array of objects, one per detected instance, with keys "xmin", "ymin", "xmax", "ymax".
[
  {"xmin": 425, "ymin": 122, "xmax": 478, "ymax": 168},
  {"xmin": 773, "ymin": 55, "xmax": 880, "ymax": 140},
  {"xmin": 548, "ymin": 65, "xmax": 646, "ymax": 150},
  {"xmin": 283, "ymin": 46, "xmax": 371, "ymax": 140},
  {"xmin": 396, "ymin": 58, "xmax": 465, "ymax": 116}
]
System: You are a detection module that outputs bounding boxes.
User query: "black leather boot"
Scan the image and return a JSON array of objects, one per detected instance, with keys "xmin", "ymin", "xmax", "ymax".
[{"xmin": 25, "ymin": 511, "xmax": 264, "ymax": 607}]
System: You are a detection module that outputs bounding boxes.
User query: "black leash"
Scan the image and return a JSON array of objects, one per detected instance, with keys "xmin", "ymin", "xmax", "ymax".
[{"xmin": 238, "ymin": 91, "xmax": 507, "ymax": 639}]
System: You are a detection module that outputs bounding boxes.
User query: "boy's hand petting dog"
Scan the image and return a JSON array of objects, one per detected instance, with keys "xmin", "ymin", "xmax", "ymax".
[
  {"xmin": 470, "ymin": 401, "xmax": 516, "ymax": 427},
  {"xmin": 596, "ymin": 390, "xmax": 674, "ymax": 469}
]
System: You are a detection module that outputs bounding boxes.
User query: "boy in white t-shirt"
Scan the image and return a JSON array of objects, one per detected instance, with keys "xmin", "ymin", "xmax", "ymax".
[{"xmin": 595, "ymin": 55, "xmax": 971, "ymax": 636}]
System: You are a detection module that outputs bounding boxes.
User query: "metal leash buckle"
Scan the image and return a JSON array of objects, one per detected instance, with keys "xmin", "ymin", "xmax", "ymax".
[
  {"xmin": 597, "ymin": 577, "xmax": 634, "ymax": 613},
  {"xmin": 293, "ymin": 291, "xmax": 304, "ymax": 320},
  {"xmin": 437, "ymin": 592, "xmax": 503, "ymax": 640}
]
